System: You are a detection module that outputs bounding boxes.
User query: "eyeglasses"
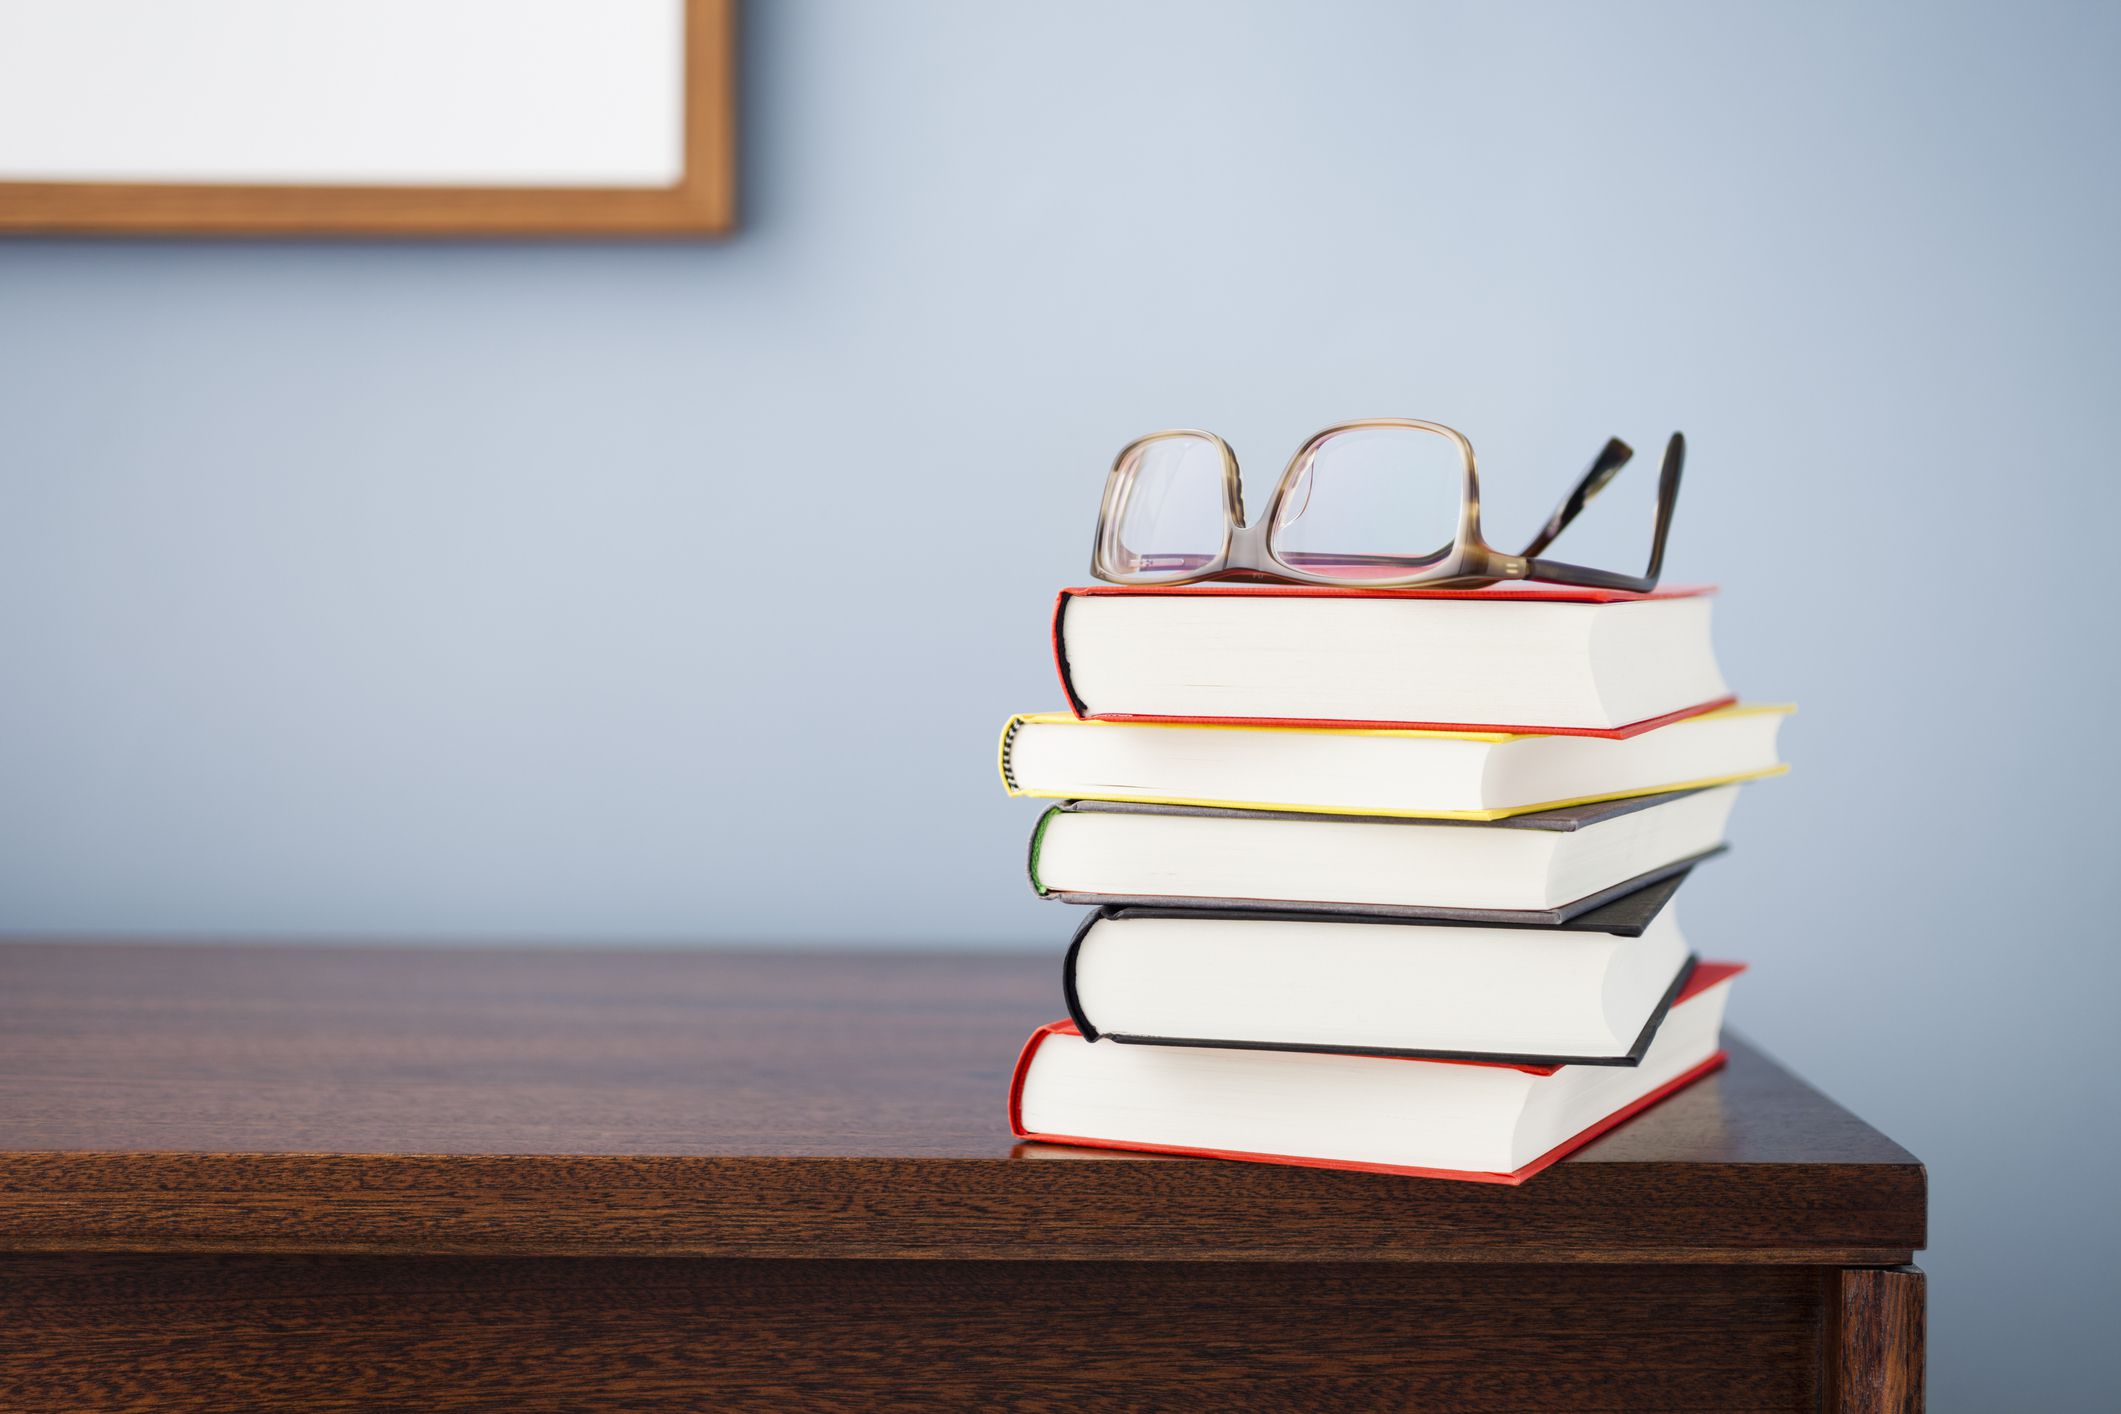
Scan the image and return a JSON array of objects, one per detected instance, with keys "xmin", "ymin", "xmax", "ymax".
[{"xmin": 1090, "ymin": 420, "xmax": 1684, "ymax": 591}]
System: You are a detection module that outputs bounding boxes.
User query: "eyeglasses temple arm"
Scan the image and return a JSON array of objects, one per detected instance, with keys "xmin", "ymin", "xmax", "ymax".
[
  {"xmin": 1519, "ymin": 557, "xmax": 1660, "ymax": 593},
  {"xmin": 1519, "ymin": 432, "xmax": 1685, "ymax": 590},
  {"xmin": 1519, "ymin": 438, "xmax": 1633, "ymax": 559}
]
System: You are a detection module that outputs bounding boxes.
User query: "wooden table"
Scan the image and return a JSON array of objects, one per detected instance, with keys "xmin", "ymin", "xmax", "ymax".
[{"xmin": 0, "ymin": 943, "xmax": 1924, "ymax": 1412}]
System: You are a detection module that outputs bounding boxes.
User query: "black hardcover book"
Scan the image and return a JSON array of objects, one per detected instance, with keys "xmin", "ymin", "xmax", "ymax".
[{"xmin": 1061, "ymin": 870, "xmax": 1700, "ymax": 1067}]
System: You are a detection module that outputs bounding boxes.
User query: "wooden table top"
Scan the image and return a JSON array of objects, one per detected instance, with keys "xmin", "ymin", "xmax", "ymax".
[{"xmin": 0, "ymin": 942, "xmax": 1924, "ymax": 1264}]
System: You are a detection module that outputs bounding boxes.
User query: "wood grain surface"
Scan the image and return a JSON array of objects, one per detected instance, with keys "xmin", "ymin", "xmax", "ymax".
[
  {"xmin": 0, "ymin": 941, "xmax": 1927, "ymax": 1410},
  {"xmin": 0, "ymin": 1254, "xmax": 1843, "ymax": 1413},
  {"xmin": 1836, "ymin": 1266, "xmax": 1928, "ymax": 1413},
  {"xmin": 0, "ymin": 941, "xmax": 1925, "ymax": 1263}
]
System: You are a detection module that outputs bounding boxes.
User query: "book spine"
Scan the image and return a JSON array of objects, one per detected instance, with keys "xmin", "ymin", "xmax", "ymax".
[
  {"xmin": 1051, "ymin": 589, "xmax": 1091, "ymax": 717},
  {"xmin": 1005, "ymin": 1023, "xmax": 1068, "ymax": 1139},
  {"xmin": 1025, "ymin": 805, "xmax": 1064, "ymax": 896},
  {"xmin": 994, "ymin": 715, "xmax": 1030, "ymax": 795},
  {"xmin": 1059, "ymin": 911, "xmax": 1103, "ymax": 1041}
]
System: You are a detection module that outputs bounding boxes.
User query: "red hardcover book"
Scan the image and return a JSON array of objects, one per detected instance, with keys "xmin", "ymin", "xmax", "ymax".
[
  {"xmin": 1052, "ymin": 582, "xmax": 1733, "ymax": 737},
  {"xmin": 1009, "ymin": 962, "xmax": 1743, "ymax": 1185}
]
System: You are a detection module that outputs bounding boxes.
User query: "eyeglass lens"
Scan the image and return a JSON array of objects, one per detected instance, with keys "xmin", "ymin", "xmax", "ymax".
[
  {"xmin": 1270, "ymin": 426, "xmax": 1463, "ymax": 578},
  {"xmin": 1107, "ymin": 435, "xmax": 1230, "ymax": 581}
]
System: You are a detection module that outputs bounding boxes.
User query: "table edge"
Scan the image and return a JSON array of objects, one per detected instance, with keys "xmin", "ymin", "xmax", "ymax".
[{"xmin": 0, "ymin": 1149, "xmax": 1929, "ymax": 1262}]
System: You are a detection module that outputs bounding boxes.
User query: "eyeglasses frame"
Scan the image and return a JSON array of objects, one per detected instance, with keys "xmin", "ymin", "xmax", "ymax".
[{"xmin": 1091, "ymin": 418, "xmax": 1684, "ymax": 592}]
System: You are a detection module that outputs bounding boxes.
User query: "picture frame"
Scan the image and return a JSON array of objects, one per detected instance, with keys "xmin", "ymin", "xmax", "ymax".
[{"xmin": 0, "ymin": 0, "xmax": 736, "ymax": 238}]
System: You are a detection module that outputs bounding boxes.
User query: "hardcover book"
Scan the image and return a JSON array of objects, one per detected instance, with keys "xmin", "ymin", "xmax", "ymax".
[
  {"xmin": 1062, "ymin": 872, "xmax": 1697, "ymax": 1066},
  {"xmin": 1029, "ymin": 786, "xmax": 1737, "ymax": 923},
  {"xmin": 1052, "ymin": 582, "xmax": 1731, "ymax": 734},
  {"xmin": 1011, "ymin": 962, "xmax": 1743, "ymax": 1184},
  {"xmin": 1000, "ymin": 703, "xmax": 1790, "ymax": 821}
]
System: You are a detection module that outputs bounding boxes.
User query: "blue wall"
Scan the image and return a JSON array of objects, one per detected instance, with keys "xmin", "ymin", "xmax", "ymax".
[{"xmin": 2, "ymin": 3, "xmax": 2116, "ymax": 1404}]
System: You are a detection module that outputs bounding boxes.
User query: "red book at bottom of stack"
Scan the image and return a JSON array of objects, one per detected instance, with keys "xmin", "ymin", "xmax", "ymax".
[{"xmin": 1009, "ymin": 962, "xmax": 1743, "ymax": 1185}]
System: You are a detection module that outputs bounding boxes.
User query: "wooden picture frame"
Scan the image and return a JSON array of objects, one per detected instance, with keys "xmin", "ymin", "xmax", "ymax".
[{"xmin": 0, "ymin": 0, "xmax": 736, "ymax": 238}]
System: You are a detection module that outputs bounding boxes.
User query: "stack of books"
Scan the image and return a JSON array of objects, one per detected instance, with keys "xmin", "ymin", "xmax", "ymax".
[{"xmin": 997, "ymin": 581, "xmax": 1788, "ymax": 1183}]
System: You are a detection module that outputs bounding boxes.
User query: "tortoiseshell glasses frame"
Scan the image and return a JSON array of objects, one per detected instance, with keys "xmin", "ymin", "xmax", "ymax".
[{"xmin": 1090, "ymin": 419, "xmax": 1685, "ymax": 591}]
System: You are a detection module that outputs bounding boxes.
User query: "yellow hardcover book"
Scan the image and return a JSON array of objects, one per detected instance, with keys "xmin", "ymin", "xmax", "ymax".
[{"xmin": 998, "ymin": 704, "xmax": 1792, "ymax": 821}]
